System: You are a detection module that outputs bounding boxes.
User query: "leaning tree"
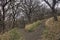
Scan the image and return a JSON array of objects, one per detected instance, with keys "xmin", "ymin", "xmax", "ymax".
[{"xmin": 44, "ymin": 0, "xmax": 60, "ymax": 21}]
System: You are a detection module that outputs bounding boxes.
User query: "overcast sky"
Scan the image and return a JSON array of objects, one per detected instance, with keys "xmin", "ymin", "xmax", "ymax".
[{"xmin": 39, "ymin": 0, "xmax": 60, "ymax": 8}]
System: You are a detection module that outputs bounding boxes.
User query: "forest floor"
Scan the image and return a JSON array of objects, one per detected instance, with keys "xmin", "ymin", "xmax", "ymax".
[{"xmin": 19, "ymin": 19, "xmax": 46, "ymax": 40}]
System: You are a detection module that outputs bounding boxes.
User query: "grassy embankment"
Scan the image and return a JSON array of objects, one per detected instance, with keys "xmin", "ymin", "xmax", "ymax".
[
  {"xmin": 0, "ymin": 28, "xmax": 24, "ymax": 40},
  {"xmin": 41, "ymin": 16, "xmax": 60, "ymax": 40},
  {"xmin": 25, "ymin": 20, "xmax": 41, "ymax": 32}
]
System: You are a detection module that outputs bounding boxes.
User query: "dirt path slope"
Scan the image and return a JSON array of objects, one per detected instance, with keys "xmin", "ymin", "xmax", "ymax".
[{"xmin": 19, "ymin": 20, "xmax": 46, "ymax": 40}]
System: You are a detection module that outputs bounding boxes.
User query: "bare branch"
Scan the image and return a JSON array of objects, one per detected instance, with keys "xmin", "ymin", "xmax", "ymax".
[
  {"xmin": 52, "ymin": 0, "xmax": 56, "ymax": 9},
  {"xmin": 3, "ymin": 0, "xmax": 11, "ymax": 7},
  {"xmin": 44, "ymin": 0, "xmax": 52, "ymax": 8}
]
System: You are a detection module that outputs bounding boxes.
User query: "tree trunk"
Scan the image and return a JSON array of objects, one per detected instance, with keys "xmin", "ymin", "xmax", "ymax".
[
  {"xmin": 0, "ymin": 12, "xmax": 3, "ymax": 33},
  {"xmin": 52, "ymin": 9, "xmax": 58, "ymax": 21},
  {"xmin": 26, "ymin": 11, "xmax": 31, "ymax": 23},
  {"xmin": 53, "ymin": 13, "xmax": 58, "ymax": 21},
  {"xmin": 2, "ymin": 7, "xmax": 5, "ymax": 33},
  {"xmin": 12, "ymin": 16, "xmax": 15, "ymax": 28},
  {"xmin": 12, "ymin": 11, "xmax": 16, "ymax": 28},
  {"xmin": 28, "ymin": 14, "xmax": 31, "ymax": 22}
]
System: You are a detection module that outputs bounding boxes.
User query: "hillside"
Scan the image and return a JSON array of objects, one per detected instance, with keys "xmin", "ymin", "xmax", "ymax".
[{"xmin": 41, "ymin": 16, "xmax": 60, "ymax": 40}]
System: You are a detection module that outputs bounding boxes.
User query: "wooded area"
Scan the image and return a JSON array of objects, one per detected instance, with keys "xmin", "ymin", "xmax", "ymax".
[{"xmin": 0, "ymin": 0, "xmax": 60, "ymax": 34}]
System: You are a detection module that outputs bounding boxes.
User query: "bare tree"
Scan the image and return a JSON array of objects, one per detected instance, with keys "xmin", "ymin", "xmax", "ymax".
[
  {"xmin": 0, "ymin": 0, "xmax": 12, "ymax": 33},
  {"xmin": 44, "ymin": 0, "xmax": 58, "ymax": 21},
  {"xmin": 20, "ymin": 0, "xmax": 42, "ymax": 23}
]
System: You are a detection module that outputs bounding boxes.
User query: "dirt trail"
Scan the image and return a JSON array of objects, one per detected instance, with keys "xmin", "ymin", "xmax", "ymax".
[{"xmin": 19, "ymin": 20, "xmax": 46, "ymax": 40}]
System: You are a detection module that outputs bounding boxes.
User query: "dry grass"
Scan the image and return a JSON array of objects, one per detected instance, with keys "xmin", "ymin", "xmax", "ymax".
[
  {"xmin": 41, "ymin": 16, "xmax": 60, "ymax": 40},
  {"xmin": 0, "ymin": 28, "xmax": 24, "ymax": 40},
  {"xmin": 45, "ymin": 16, "xmax": 60, "ymax": 33},
  {"xmin": 25, "ymin": 20, "xmax": 41, "ymax": 32}
]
